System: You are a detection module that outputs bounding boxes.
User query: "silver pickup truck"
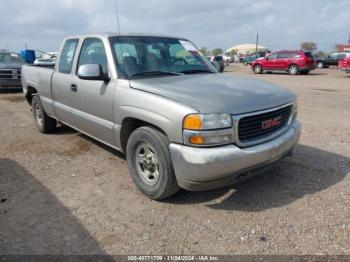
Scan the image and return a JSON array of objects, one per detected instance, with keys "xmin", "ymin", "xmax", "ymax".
[{"xmin": 22, "ymin": 33, "xmax": 301, "ymax": 200}]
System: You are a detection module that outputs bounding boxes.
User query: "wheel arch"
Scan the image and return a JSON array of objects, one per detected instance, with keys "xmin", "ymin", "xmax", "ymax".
[
  {"xmin": 25, "ymin": 86, "xmax": 39, "ymax": 105},
  {"xmin": 253, "ymin": 63, "xmax": 264, "ymax": 73},
  {"xmin": 288, "ymin": 63, "xmax": 299, "ymax": 69},
  {"xmin": 120, "ymin": 117, "xmax": 168, "ymax": 153}
]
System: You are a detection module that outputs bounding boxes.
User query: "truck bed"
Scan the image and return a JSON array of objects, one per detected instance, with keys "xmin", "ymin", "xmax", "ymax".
[{"xmin": 21, "ymin": 64, "xmax": 55, "ymax": 102}]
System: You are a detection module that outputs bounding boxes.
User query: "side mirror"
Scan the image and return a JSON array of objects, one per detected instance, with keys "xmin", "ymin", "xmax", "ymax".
[
  {"xmin": 265, "ymin": 56, "xmax": 269, "ymax": 60},
  {"xmin": 77, "ymin": 64, "xmax": 110, "ymax": 82}
]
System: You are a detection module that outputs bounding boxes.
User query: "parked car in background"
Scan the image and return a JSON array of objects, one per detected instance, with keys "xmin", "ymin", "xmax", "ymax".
[
  {"xmin": 251, "ymin": 50, "xmax": 316, "ymax": 75},
  {"xmin": 211, "ymin": 55, "xmax": 225, "ymax": 72},
  {"xmin": 316, "ymin": 52, "xmax": 348, "ymax": 68},
  {"xmin": 0, "ymin": 51, "xmax": 25, "ymax": 89},
  {"xmin": 338, "ymin": 53, "xmax": 350, "ymax": 74},
  {"xmin": 34, "ymin": 52, "xmax": 58, "ymax": 67},
  {"xmin": 239, "ymin": 54, "xmax": 249, "ymax": 63},
  {"xmin": 222, "ymin": 55, "xmax": 232, "ymax": 65},
  {"xmin": 206, "ymin": 56, "xmax": 220, "ymax": 71},
  {"xmin": 21, "ymin": 33, "xmax": 300, "ymax": 200},
  {"xmin": 242, "ymin": 53, "xmax": 260, "ymax": 65}
]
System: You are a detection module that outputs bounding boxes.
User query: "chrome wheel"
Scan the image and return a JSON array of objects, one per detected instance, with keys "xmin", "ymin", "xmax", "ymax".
[
  {"xmin": 254, "ymin": 65, "xmax": 262, "ymax": 74},
  {"xmin": 317, "ymin": 62, "xmax": 324, "ymax": 68},
  {"xmin": 135, "ymin": 143, "xmax": 160, "ymax": 186},
  {"xmin": 289, "ymin": 65, "xmax": 298, "ymax": 75},
  {"xmin": 34, "ymin": 103, "xmax": 43, "ymax": 128}
]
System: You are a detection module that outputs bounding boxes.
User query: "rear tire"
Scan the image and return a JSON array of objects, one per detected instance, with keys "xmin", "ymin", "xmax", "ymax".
[
  {"xmin": 32, "ymin": 96, "xmax": 56, "ymax": 133},
  {"xmin": 253, "ymin": 64, "xmax": 263, "ymax": 74},
  {"xmin": 126, "ymin": 126, "xmax": 179, "ymax": 200},
  {"xmin": 317, "ymin": 61, "xmax": 324, "ymax": 68},
  {"xmin": 288, "ymin": 64, "xmax": 299, "ymax": 75}
]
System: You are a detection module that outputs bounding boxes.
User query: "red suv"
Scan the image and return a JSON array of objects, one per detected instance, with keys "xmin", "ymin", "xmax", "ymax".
[
  {"xmin": 251, "ymin": 50, "xmax": 316, "ymax": 75},
  {"xmin": 338, "ymin": 53, "xmax": 350, "ymax": 74}
]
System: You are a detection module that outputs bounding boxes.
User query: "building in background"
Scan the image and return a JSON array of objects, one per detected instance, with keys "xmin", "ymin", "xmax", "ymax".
[{"xmin": 226, "ymin": 44, "xmax": 269, "ymax": 55}]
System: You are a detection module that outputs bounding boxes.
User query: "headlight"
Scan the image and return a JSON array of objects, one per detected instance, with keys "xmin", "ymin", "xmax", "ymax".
[
  {"xmin": 183, "ymin": 113, "xmax": 232, "ymax": 130},
  {"xmin": 183, "ymin": 114, "xmax": 233, "ymax": 146}
]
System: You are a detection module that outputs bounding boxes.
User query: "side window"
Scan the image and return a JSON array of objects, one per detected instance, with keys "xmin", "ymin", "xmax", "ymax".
[
  {"xmin": 268, "ymin": 53, "xmax": 278, "ymax": 59},
  {"xmin": 59, "ymin": 39, "xmax": 79, "ymax": 74},
  {"xmin": 277, "ymin": 53, "xmax": 290, "ymax": 59},
  {"xmin": 78, "ymin": 38, "xmax": 108, "ymax": 74},
  {"xmin": 291, "ymin": 53, "xmax": 301, "ymax": 58},
  {"xmin": 329, "ymin": 53, "xmax": 338, "ymax": 59}
]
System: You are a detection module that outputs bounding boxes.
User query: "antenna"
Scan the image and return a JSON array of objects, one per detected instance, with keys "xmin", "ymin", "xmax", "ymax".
[{"xmin": 114, "ymin": 2, "xmax": 121, "ymax": 35}]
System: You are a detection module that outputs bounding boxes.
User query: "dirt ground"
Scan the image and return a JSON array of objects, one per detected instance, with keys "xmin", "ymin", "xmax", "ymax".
[{"xmin": 0, "ymin": 65, "xmax": 349, "ymax": 255}]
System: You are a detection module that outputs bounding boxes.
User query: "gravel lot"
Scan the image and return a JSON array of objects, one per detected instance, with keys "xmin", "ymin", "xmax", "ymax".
[{"xmin": 0, "ymin": 65, "xmax": 349, "ymax": 255}]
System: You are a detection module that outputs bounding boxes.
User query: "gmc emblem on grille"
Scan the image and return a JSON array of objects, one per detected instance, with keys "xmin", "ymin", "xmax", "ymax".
[{"xmin": 261, "ymin": 116, "xmax": 282, "ymax": 130}]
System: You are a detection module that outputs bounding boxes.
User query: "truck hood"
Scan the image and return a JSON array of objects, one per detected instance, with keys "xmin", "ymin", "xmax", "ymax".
[
  {"xmin": 0, "ymin": 62, "xmax": 23, "ymax": 70},
  {"xmin": 130, "ymin": 73, "xmax": 295, "ymax": 114}
]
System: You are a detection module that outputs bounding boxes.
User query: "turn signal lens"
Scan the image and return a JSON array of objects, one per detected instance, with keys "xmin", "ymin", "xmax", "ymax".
[
  {"xmin": 189, "ymin": 135, "xmax": 205, "ymax": 145},
  {"xmin": 184, "ymin": 114, "xmax": 203, "ymax": 130}
]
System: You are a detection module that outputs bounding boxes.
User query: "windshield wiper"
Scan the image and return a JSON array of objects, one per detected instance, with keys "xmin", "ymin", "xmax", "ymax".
[
  {"xmin": 130, "ymin": 70, "xmax": 182, "ymax": 78},
  {"xmin": 180, "ymin": 69, "xmax": 214, "ymax": 74}
]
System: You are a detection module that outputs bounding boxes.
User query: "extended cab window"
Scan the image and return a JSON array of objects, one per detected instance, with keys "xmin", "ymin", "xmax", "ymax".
[
  {"xmin": 59, "ymin": 39, "xmax": 79, "ymax": 74},
  {"xmin": 78, "ymin": 38, "xmax": 108, "ymax": 74}
]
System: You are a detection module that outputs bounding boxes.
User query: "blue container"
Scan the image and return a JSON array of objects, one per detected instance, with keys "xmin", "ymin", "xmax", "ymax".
[{"xmin": 20, "ymin": 49, "xmax": 36, "ymax": 64}]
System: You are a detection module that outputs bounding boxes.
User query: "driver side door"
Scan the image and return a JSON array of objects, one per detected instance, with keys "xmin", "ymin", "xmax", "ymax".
[
  {"xmin": 69, "ymin": 37, "xmax": 116, "ymax": 146},
  {"xmin": 264, "ymin": 53, "xmax": 279, "ymax": 69}
]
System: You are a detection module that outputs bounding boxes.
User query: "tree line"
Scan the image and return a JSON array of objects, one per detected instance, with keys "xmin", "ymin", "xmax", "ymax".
[{"xmin": 199, "ymin": 47, "xmax": 224, "ymax": 56}]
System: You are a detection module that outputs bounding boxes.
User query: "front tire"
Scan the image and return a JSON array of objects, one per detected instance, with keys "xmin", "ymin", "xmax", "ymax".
[
  {"xmin": 253, "ymin": 64, "xmax": 263, "ymax": 74},
  {"xmin": 32, "ymin": 96, "xmax": 56, "ymax": 133},
  {"xmin": 126, "ymin": 126, "xmax": 179, "ymax": 200},
  {"xmin": 288, "ymin": 64, "xmax": 299, "ymax": 75}
]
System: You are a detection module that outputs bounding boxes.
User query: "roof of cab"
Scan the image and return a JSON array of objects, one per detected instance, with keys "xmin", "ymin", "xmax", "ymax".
[{"xmin": 64, "ymin": 32, "xmax": 187, "ymax": 40}]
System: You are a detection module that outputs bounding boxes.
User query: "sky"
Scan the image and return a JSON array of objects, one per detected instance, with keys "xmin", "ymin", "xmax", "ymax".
[{"xmin": 1, "ymin": 0, "xmax": 349, "ymax": 53}]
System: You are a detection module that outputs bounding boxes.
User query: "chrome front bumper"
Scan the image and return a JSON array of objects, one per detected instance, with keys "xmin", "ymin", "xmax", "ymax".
[{"xmin": 169, "ymin": 120, "xmax": 301, "ymax": 191}]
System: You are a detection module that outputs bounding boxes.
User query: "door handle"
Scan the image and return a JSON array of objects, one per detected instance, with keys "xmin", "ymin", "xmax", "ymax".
[{"xmin": 70, "ymin": 84, "xmax": 78, "ymax": 92}]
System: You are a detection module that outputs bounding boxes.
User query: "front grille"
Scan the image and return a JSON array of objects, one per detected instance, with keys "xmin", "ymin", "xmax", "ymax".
[
  {"xmin": 0, "ymin": 70, "xmax": 12, "ymax": 79},
  {"xmin": 237, "ymin": 105, "xmax": 292, "ymax": 144},
  {"xmin": 0, "ymin": 69, "xmax": 21, "ymax": 79}
]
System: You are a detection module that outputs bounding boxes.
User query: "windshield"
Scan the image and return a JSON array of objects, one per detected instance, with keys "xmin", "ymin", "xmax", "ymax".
[
  {"xmin": 109, "ymin": 36, "xmax": 217, "ymax": 78},
  {"xmin": 0, "ymin": 53, "xmax": 25, "ymax": 63}
]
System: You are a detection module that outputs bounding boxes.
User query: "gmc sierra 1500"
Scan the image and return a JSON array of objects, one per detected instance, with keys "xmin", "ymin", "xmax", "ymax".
[{"xmin": 22, "ymin": 33, "xmax": 301, "ymax": 200}]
